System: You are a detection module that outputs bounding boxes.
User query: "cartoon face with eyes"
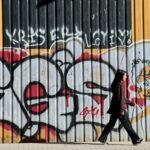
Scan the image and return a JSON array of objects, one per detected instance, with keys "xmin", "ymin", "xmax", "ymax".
[
  {"xmin": 51, "ymin": 38, "xmax": 116, "ymax": 124},
  {"xmin": 12, "ymin": 56, "xmax": 77, "ymax": 136},
  {"xmin": 66, "ymin": 59, "xmax": 116, "ymax": 122}
]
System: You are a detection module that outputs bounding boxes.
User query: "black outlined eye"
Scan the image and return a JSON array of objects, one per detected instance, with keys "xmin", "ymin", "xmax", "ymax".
[{"xmin": 84, "ymin": 81, "xmax": 100, "ymax": 89}]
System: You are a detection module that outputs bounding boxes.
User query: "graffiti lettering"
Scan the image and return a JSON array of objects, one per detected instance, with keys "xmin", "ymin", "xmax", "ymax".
[
  {"xmin": 6, "ymin": 27, "xmax": 46, "ymax": 48},
  {"xmin": 86, "ymin": 29, "xmax": 132, "ymax": 48},
  {"xmin": 5, "ymin": 26, "xmax": 131, "ymax": 49},
  {"xmin": 50, "ymin": 26, "xmax": 83, "ymax": 41},
  {"xmin": 80, "ymin": 106, "xmax": 100, "ymax": 118},
  {"xmin": 133, "ymin": 58, "xmax": 150, "ymax": 66}
]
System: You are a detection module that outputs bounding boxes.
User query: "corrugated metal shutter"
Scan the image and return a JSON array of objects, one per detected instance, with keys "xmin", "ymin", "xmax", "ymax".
[{"xmin": 0, "ymin": 0, "xmax": 150, "ymax": 143}]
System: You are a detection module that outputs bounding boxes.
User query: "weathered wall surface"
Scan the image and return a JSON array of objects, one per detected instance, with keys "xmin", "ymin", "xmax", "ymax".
[{"xmin": 0, "ymin": 0, "xmax": 150, "ymax": 143}]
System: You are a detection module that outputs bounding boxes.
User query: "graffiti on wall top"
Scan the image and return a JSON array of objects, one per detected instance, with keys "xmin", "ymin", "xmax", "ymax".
[
  {"xmin": 5, "ymin": 27, "xmax": 132, "ymax": 49},
  {"xmin": 3, "ymin": 0, "xmax": 132, "ymax": 49}
]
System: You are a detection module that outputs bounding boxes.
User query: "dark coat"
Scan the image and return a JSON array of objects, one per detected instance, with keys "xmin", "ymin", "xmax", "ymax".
[{"xmin": 107, "ymin": 71, "xmax": 134, "ymax": 116}]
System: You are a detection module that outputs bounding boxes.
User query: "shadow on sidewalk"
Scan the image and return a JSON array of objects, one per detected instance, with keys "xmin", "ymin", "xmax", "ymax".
[{"xmin": 42, "ymin": 142, "xmax": 133, "ymax": 146}]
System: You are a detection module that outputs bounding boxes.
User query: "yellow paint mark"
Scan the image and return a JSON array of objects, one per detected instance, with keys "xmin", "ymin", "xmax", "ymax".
[
  {"xmin": 132, "ymin": 0, "xmax": 150, "ymax": 41},
  {"xmin": 131, "ymin": 106, "xmax": 150, "ymax": 125},
  {"xmin": 28, "ymin": 48, "xmax": 109, "ymax": 57},
  {"xmin": 138, "ymin": 66, "xmax": 150, "ymax": 82},
  {"xmin": 136, "ymin": 66, "xmax": 150, "ymax": 98},
  {"xmin": 84, "ymin": 47, "xmax": 127, "ymax": 55},
  {"xmin": 0, "ymin": 0, "xmax": 3, "ymax": 47},
  {"xmin": 94, "ymin": 125, "xmax": 102, "ymax": 140},
  {"xmin": 137, "ymin": 88, "xmax": 150, "ymax": 99},
  {"xmin": 84, "ymin": 49, "xmax": 108, "ymax": 55},
  {"xmin": 28, "ymin": 48, "xmax": 111, "ymax": 57},
  {"xmin": 143, "ymin": 0, "xmax": 150, "ymax": 40},
  {"xmin": 37, "ymin": 127, "xmax": 57, "ymax": 142},
  {"xmin": 25, "ymin": 47, "xmax": 128, "ymax": 58},
  {"xmin": 27, "ymin": 48, "xmax": 56, "ymax": 57},
  {"xmin": 0, "ymin": 128, "xmax": 20, "ymax": 143}
]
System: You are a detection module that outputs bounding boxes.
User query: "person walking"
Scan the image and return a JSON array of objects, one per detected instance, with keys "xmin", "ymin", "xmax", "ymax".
[{"xmin": 98, "ymin": 69, "xmax": 143, "ymax": 145}]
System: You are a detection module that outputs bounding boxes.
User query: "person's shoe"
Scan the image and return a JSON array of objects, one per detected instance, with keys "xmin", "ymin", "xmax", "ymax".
[
  {"xmin": 98, "ymin": 136, "xmax": 107, "ymax": 144},
  {"xmin": 133, "ymin": 138, "xmax": 143, "ymax": 145}
]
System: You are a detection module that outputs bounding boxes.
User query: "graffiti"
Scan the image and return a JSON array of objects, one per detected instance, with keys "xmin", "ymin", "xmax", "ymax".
[
  {"xmin": 0, "ymin": 48, "xmax": 28, "ymax": 63},
  {"xmin": 5, "ymin": 26, "xmax": 132, "ymax": 49},
  {"xmin": 0, "ymin": 38, "xmax": 113, "ymax": 142},
  {"xmin": 6, "ymin": 28, "xmax": 46, "ymax": 48},
  {"xmin": 50, "ymin": 26, "xmax": 82, "ymax": 41},
  {"xmin": 85, "ymin": 29, "xmax": 132, "ymax": 48},
  {"xmin": 131, "ymin": 56, "xmax": 150, "ymax": 102},
  {"xmin": 2, "ymin": 0, "xmax": 150, "ymax": 143},
  {"xmin": 0, "ymin": 39, "xmax": 150, "ymax": 142},
  {"xmin": 80, "ymin": 106, "xmax": 100, "ymax": 119},
  {"xmin": 132, "ymin": 58, "xmax": 150, "ymax": 66}
]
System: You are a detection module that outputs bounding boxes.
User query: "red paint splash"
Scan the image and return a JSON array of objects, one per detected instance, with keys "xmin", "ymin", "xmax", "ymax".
[
  {"xmin": 121, "ymin": 75, "xmax": 145, "ymax": 107},
  {"xmin": 80, "ymin": 106, "xmax": 100, "ymax": 118},
  {"xmin": 80, "ymin": 95, "xmax": 106, "ymax": 118},
  {"xmin": 92, "ymin": 95, "xmax": 105, "ymax": 116},
  {"xmin": 29, "ymin": 103, "xmax": 48, "ymax": 114},
  {"xmin": 131, "ymin": 97, "xmax": 145, "ymax": 107},
  {"xmin": 21, "ymin": 125, "xmax": 57, "ymax": 143},
  {"xmin": 76, "ymin": 52, "xmax": 101, "ymax": 61},
  {"xmin": 39, "ymin": 125, "xmax": 57, "ymax": 142},
  {"xmin": 60, "ymin": 89, "xmax": 72, "ymax": 107},
  {"xmin": 0, "ymin": 48, "xmax": 28, "ymax": 63},
  {"xmin": 130, "ymin": 85, "xmax": 139, "ymax": 91},
  {"xmin": 129, "ymin": 83, "xmax": 145, "ymax": 107},
  {"xmin": 24, "ymin": 82, "xmax": 48, "ymax": 114},
  {"xmin": 0, "ymin": 121, "xmax": 19, "ymax": 136},
  {"xmin": 25, "ymin": 82, "xmax": 46, "ymax": 99}
]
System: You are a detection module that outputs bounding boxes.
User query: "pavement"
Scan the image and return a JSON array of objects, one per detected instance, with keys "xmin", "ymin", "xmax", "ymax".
[{"xmin": 0, "ymin": 142, "xmax": 150, "ymax": 150}]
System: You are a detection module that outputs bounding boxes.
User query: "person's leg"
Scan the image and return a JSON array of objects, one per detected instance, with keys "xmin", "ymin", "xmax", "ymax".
[
  {"xmin": 119, "ymin": 111, "xmax": 142, "ymax": 144},
  {"xmin": 99, "ymin": 114, "xmax": 117, "ymax": 143}
]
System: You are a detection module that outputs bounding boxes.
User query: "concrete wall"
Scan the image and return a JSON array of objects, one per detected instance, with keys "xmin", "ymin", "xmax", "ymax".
[{"xmin": 0, "ymin": 0, "xmax": 150, "ymax": 143}]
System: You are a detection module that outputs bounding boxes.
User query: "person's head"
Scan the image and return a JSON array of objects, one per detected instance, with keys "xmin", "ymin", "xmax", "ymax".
[
  {"xmin": 115, "ymin": 69, "xmax": 127, "ymax": 81},
  {"xmin": 111, "ymin": 69, "xmax": 127, "ymax": 90}
]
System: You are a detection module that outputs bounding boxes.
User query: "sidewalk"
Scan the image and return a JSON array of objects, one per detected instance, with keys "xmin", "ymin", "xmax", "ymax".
[{"xmin": 0, "ymin": 142, "xmax": 149, "ymax": 150}]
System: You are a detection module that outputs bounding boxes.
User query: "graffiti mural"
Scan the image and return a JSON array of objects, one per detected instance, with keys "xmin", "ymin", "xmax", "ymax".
[
  {"xmin": 1, "ymin": 0, "xmax": 150, "ymax": 143},
  {"xmin": 0, "ymin": 38, "xmax": 150, "ymax": 143}
]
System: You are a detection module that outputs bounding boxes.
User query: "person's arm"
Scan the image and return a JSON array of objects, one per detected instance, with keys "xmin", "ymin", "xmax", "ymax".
[{"xmin": 125, "ymin": 98, "xmax": 135, "ymax": 106}]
